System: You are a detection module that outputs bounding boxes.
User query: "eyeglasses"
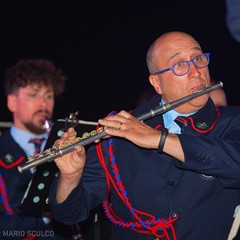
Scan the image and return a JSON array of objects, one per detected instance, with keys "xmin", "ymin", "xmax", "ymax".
[{"xmin": 153, "ymin": 53, "xmax": 210, "ymax": 77}]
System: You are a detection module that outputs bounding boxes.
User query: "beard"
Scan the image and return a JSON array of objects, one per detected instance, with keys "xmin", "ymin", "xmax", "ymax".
[
  {"xmin": 24, "ymin": 120, "xmax": 46, "ymax": 134},
  {"xmin": 23, "ymin": 110, "xmax": 52, "ymax": 135}
]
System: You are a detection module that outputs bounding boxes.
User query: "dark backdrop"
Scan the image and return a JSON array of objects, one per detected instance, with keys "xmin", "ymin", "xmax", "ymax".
[{"xmin": 1, "ymin": 0, "xmax": 240, "ymax": 123}]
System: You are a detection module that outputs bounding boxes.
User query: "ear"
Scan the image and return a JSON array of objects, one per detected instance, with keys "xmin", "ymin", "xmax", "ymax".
[
  {"xmin": 7, "ymin": 94, "xmax": 17, "ymax": 113},
  {"xmin": 149, "ymin": 75, "xmax": 162, "ymax": 95}
]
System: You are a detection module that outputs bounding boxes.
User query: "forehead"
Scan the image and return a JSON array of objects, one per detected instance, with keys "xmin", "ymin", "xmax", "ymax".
[
  {"xmin": 17, "ymin": 83, "xmax": 54, "ymax": 94},
  {"xmin": 155, "ymin": 33, "xmax": 202, "ymax": 61}
]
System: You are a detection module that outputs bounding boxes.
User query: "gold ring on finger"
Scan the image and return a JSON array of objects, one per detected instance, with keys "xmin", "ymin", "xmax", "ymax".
[{"xmin": 118, "ymin": 122, "xmax": 123, "ymax": 130}]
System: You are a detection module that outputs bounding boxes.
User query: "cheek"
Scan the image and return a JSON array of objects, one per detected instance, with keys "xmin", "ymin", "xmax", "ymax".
[
  {"xmin": 17, "ymin": 99, "xmax": 32, "ymax": 110},
  {"xmin": 15, "ymin": 102, "xmax": 32, "ymax": 119},
  {"xmin": 164, "ymin": 84, "xmax": 186, "ymax": 101},
  {"xmin": 47, "ymin": 100, "xmax": 55, "ymax": 111}
]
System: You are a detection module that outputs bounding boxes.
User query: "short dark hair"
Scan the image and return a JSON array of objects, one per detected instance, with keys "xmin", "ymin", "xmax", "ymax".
[{"xmin": 4, "ymin": 59, "xmax": 68, "ymax": 96}]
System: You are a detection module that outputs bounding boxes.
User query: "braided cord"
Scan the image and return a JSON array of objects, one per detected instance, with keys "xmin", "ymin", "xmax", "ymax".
[
  {"xmin": 0, "ymin": 170, "xmax": 14, "ymax": 215},
  {"xmin": 96, "ymin": 111, "xmax": 177, "ymax": 239}
]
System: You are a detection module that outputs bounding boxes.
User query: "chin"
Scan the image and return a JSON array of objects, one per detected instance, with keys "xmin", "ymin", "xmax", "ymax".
[
  {"xmin": 194, "ymin": 94, "xmax": 208, "ymax": 103},
  {"xmin": 25, "ymin": 121, "xmax": 46, "ymax": 135},
  {"xmin": 192, "ymin": 100, "xmax": 208, "ymax": 109}
]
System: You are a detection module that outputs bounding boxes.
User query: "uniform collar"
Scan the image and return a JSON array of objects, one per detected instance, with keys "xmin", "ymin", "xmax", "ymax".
[
  {"xmin": 161, "ymin": 99, "xmax": 194, "ymax": 129},
  {"xmin": 131, "ymin": 94, "xmax": 220, "ymax": 133},
  {"xmin": 10, "ymin": 126, "xmax": 48, "ymax": 156},
  {"xmin": 176, "ymin": 98, "xmax": 220, "ymax": 133}
]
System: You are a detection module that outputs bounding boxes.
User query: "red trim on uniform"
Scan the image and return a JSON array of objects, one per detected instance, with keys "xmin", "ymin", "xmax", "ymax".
[
  {"xmin": 22, "ymin": 235, "xmax": 36, "ymax": 240},
  {"xmin": 0, "ymin": 156, "xmax": 25, "ymax": 169},
  {"xmin": 188, "ymin": 107, "xmax": 221, "ymax": 133},
  {"xmin": 154, "ymin": 124, "xmax": 163, "ymax": 130},
  {"xmin": 176, "ymin": 117, "xmax": 188, "ymax": 126}
]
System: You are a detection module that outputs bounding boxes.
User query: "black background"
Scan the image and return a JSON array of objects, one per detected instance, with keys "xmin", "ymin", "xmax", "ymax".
[{"xmin": 1, "ymin": 0, "xmax": 240, "ymax": 123}]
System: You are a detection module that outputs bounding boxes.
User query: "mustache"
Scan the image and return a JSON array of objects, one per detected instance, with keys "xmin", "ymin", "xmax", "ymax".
[{"xmin": 34, "ymin": 109, "xmax": 51, "ymax": 119}]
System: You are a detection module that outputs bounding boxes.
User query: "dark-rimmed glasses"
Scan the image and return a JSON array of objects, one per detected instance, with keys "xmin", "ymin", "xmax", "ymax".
[{"xmin": 153, "ymin": 53, "xmax": 210, "ymax": 76}]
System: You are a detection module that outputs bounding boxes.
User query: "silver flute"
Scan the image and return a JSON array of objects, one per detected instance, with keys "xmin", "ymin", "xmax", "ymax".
[{"xmin": 18, "ymin": 81, "xmax": 223, "ymax": 173}]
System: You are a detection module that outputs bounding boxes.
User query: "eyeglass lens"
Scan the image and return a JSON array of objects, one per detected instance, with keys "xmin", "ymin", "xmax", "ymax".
[{"xmin": 173, "ymin": 54, "xmax": 209, "ymax": 76}]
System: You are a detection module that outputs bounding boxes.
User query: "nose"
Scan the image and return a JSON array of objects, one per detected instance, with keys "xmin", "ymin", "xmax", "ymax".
[
  {"xmin": 38, "ymin": 95, "xmax": 48, "ymax": 107},
  {"xmin": 189, "ymin": 61, "xmax": 200, "ymax": 76}
]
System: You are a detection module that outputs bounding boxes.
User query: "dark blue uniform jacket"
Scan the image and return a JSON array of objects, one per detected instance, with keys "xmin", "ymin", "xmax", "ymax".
[
  {"xmin": 0, "ymin": 131, "xmax": 72, "ymax": 239},
  {"xmin": 49, "ymin": 95, "xmax": 240, "ymax": 240}
]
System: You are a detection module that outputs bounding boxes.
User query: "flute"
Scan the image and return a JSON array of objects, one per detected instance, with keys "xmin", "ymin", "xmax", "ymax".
[{"xmin": 18, "ymin": 81, "xmax": 223, "ymax": 173}]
